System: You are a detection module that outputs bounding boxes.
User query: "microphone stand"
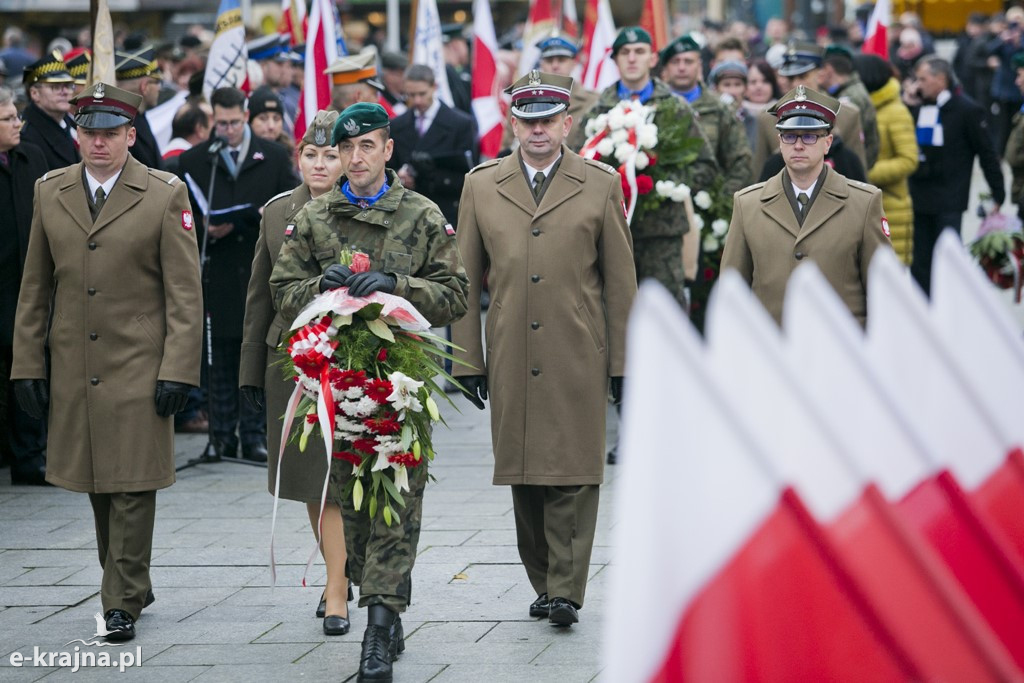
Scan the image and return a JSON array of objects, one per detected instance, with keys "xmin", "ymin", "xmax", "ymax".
[{"xmin": 178, "ymin": 143, "xmax": 266, "ymax": 471}]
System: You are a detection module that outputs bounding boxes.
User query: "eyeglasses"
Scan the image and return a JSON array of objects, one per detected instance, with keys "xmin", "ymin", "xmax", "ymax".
[
  {"xmin": 779, "ymin": 132, "xmax": 826, "ymax": 145},
  {"xmin": 214, "ymin": 119, "xmax": 245, "ymax": 130}
]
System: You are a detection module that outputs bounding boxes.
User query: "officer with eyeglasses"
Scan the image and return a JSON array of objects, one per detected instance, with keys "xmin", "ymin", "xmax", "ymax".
[
  {"xmin": 19, "ymin": 51, "xmax": 80, "ymax": 171},
  {"xmin": 721, "ymin": 85, "xmax": 891, "ymax": 327}
]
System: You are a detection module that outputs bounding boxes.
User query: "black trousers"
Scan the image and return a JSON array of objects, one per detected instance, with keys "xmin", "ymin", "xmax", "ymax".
[
  {"xmin": 0, "ymin": 345, "xmax": 47, "ymax": 475},
  {"xmin": 208, "ymin": 338, "xmax": 265, "ymax": 454},
  {"xmin": 911, "ymin": 211, "xmax": 963, "ymax": 296}
]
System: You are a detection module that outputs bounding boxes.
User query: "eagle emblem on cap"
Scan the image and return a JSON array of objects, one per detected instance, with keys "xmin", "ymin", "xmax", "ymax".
[
  {"xmin": 343, "ymin": 118, "xmax": 360, "ymax": 136},
  {"xmin": 528, "ymin": 69, "xmax": 541, "ymax": 86},
  {"xmin": 314, "ymin": 127, "xmax": 327, "ymax": 146},
  {"xmin": 626, "ymin": 29, "xmax": 638, "ymax": 43},
  {"xmin": 94, "ymin": 82, "xmax": 105, "ymax": 99},
  {"xmin": 795, "ymin": 85, "xmax": 807, "ymax": 102}
]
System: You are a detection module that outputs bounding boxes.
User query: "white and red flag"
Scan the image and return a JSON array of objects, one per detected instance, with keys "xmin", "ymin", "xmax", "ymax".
[
  {"xmin": 279, "ymin": 0, "xmax": 306, "ymax": 47},
  {"xmin": 580, "ymin": 0, "xmax": 619, "ymax": 92},
  {"xmin": 516, "ymin": 0, "xmax": 580, "ymax": 79},
  {"xmin": 295, "ymin": 0, "xmax": 346, "ymax": 141},
  {"xmin": 606, "ymin": 282, "xmax": 923, "ymax": 682},
  {"xmin": 471, "ymin": 0, "xmax": 502, "ymax": 159},
  {"xmin": 930, "ymin": 232, "xmax": 1024, "ymax": 561},
  {"xmin": 203, "ymin": 0, "xmax": 248, "ymax": 100},
  {"xmin": 637, "ymin": 0, "xmax": 670, "ymax": 52},
  {"xmin": 862, "ymin": 0, "xmax": 891, "ymax": 59},
  {"xmin": 411, "ymin": 0, "xmax": 453, "ymax": 107}
]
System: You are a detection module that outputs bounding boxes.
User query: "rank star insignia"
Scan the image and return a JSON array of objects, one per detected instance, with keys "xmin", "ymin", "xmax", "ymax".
[
  {"xmin": 528, "ymin": 69, "xmax": 541, "ymax": 86},
  {"xmin": 314, "ymin": 127, "xmax": 327, "ymax": 146},
  {"xmin": 94, "ymin": 82, "xmax": 105, "ymax": 99},
  {"xmin": 795, "ymin": 85, "xmax": 807, "ymax": 102},
  {"xmin": 344, "ymin": 119, "xmax": 360, "ymax": 136}
]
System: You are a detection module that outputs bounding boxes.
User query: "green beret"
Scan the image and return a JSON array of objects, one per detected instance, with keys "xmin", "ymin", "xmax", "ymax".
[
  {"xmin": 660, "ymin": 34, "xmax": 701, "ymax": 65},
  {"xmin": 1013, "ymin": 51, "xmax": 1024, "ymax": 71},
  {"xmin": 611, "ymin": 27, "xmax": 652, "ymax": 57},
  {"xmin": 332, "ymin": 102, "xmax": 390, "ymax": 145},
  {"xmin": 823, "ymin": 44, "xmax": 854, "ymax": 65}
]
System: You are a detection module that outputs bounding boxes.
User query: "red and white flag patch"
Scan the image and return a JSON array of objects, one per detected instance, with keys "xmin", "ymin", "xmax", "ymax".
[
  {"xmin": 284, "ymin": 224, "xmax": 295, "ymax": 237},
  {"xmin": 182, "ymin": 210, "xmax": 193, "ymax": 230},
  {"xmin": 444, "ymin": 223, "xmax": 455, "ymax": 236},
  {"xmin": 881, "ymin": 217, "xmax": 890, "ymax": 238}
]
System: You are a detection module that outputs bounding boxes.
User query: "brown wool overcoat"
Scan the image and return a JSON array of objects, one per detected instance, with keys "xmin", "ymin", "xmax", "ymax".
[
  {"xmin": 721, "ymin": 165, "xmax": 891, "ymax": 327},
  {"xmin": 452, "ymin": 148, "xmax": 637, "ymax": 486},
  {"xmin": 239, "ymin": 184, "xmax": 328, "ymax": 502},
  {"xmin": 11, "ymin": 156, "xmax": 202, "ymax": 493}
]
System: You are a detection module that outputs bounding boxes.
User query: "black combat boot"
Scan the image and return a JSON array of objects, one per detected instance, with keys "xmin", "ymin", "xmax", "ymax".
[{"xmin": 357, "ymin": 605, "xmax": 405, "ymax": 682}]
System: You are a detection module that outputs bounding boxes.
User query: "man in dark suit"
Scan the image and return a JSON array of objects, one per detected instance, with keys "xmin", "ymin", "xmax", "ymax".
[
  {"xmin": 391, "ymin": 64, "xmax": 477, "ymax": 227},
  {"xmin": 0, "ymin": 85, "xmax": 48, "ymax": 485},
  {"xmin": 115, "ymin": 46, "xmax": 165, "ymax": 170},
  {"xmin": 908, "ymin": 56, "xmax": 1005, "ymax": 294},
  {"xmin": 19, "ymin": 51, "xmax": 79, "ymax": 171},
  {"xmin": 176, "ymin": 87, "xmax": 298, "ymax": 462}
]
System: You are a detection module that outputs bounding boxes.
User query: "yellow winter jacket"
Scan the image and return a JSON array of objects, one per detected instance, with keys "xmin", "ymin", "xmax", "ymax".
[{"xmin": 868, "ymin": 78, "xmax": 919, "ymax": 265}]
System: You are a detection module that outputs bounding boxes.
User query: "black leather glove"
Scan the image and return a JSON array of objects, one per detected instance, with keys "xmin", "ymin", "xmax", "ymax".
[
  {"xmin": 14, "ymin": 379, "xmax": 48, "ymax": 420},
  {"xmin": 241, "ymin": 385, "xmax": 266, "ymax": 411},
  {"xmin": 319, "ymin": 264, "xmax": 354, "ymax": 293},
  {"xmin": 345, "ymin": 271, "xmax": 397, "ymax": 298},
  {"xmin": 154, "ymin": 380, "xmax": 193, "ymax": 417},
  {"xmin": 460, "ymin": 375, "xmax": 488, "ymax": 410},
  {"xmin": 610, "ymin": 376, "xmax": 624, "ymax": 406}
]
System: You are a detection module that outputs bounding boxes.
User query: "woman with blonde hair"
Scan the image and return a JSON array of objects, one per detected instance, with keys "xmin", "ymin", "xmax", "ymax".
[{"xmin": 239, "ymin": 110, "xmax": 352, "ymax": 635}]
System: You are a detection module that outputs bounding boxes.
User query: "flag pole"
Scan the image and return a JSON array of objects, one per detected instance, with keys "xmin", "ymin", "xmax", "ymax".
[
  {"xmin": 408, "ymin": 0, "xmax": 419, "ymax": 61},
  {"xmin": 89, "ymin": 0, "xmax": 98, "ymax": 85}
]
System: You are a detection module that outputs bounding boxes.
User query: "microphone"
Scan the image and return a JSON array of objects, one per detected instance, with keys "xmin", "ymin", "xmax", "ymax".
[{"xmin": 208, "ymin": 136, "xmax": 228, "ymax": 155}]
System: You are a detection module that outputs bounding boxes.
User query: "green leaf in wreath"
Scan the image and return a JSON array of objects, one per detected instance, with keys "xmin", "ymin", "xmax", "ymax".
[
  {"xmin": 380, "ymin": 473, "xmax": 407, "ymax": 507},
  {"xmin": 400, "ymin": 424, "xmax": 413, "ymax": 450},
  {"xmin": 355, "ymin": 302, "xmax": 384, "ymax": 321},
  {"xmin": 365, "ymin": 317, "xmax": 396, "ymax": 342}
]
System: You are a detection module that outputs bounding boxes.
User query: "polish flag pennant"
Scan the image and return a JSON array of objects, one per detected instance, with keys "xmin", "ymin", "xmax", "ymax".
[
  {"xmin": 607, "ymin": 282, "xmax": 922, "ymax": 682},
  {"xmin": 471, "ymin": 0, "xmax": 502, "ymax": 159},
  {"xmin": 862, "ymin": 0, "xmax": 891, "ymax": 60},
  {"xmin": 516, "ymin": 0, "xmax": 580, "ymax": 79},
  {"xmin": 637, "ymin": 0, "xmax": 670, "ymax": 52},
  {"xmin": 930, "ymin": 231, "xmax": 1024, "ymax": 562},
  {"xmin": 278, "ymin": 0, "xmax": 306, "ymax": 47},
  {"xmin": 580, "ymin": 0, "xmax": 619, "ymax": 92},
  {"xmin": 295, "ymin": 0, "xmax": 346, "ymax": 141}
]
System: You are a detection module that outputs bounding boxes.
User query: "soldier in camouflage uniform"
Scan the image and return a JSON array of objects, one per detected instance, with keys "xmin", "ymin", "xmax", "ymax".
[
  {"xmin": 658, "ymin": 34, "xmax": 753, "ymax": 195},
  {"xmin": 820, "ymin": 45, "xmax": 880, "ymax": 169},
  {"xmin": 1005, "ymin": 53, "xmax": 1024, "ymax": 222},
  {"xmin": 269, "ymin": 102, "xmax": 468, "ymax": 683},
  {"xmin": 577, "ymin": 27, "xmax": 718, "ymax": 310}
]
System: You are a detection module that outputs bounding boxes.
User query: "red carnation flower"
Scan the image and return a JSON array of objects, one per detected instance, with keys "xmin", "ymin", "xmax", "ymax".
[
  {"xmin": 363, "ymin": 411, "xmax": 401, "ymax": 435},
  {"xmin": 636, "ymin": 174, "xmax": 653, "ymax": 195},
  {"xmin": 352, "ymin": 438, "xmax": 378, "ymax": 454},
  {"xmin": 333, "ymin": 451, "xmax": 363, "ymax": 466},
  {"xmin": 365, "ymin": 379, "xmax": 393, "ymax": 403},
  {"xmin": 332, "ymin": 369, "xmax": 367, "ymax": 390},
  {"xmin": 377, "ymin": 347, "xmax": 388, "ymax": 362},
  {"xmin": 388, "ymin": 451, "xmax": 422, "ymax": 468},
  {"xmin": 704, "ymin": 267, "xmax": 716, "ymax": 281},
  {"xmin": 306, "ymin": 413, "xmax": 318, "ymax": 424}
]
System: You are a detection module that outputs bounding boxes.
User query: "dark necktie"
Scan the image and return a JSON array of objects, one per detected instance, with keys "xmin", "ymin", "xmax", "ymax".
[
  {"xmin": 532, "ymin": 171, "xmax": 546, "ymax": 202},
  {"xmin": 797, "ymin": 192, "xmax": 809, "ymax": 217},
  {"xmin": 92, "ymin": 187, "xmax": 106, "ymax": 221},
  {"xmin": 230, "ymin": 149, "xmax": 240, "ymax": 165},
  {"xmin": 416, "ymin": 115, "xmax": 427, "ymax": 136}
]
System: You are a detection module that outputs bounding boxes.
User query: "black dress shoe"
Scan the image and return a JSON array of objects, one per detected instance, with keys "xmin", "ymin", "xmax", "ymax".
[
  {"xmin": 104, "ymin": 609, "xmax": 136, "ymax": 641},
  {"xmin": 242, "ymin": 444, "xmax": 268, "ymax": 463},
  {"xmin": 323, "ymin": 613, "xmax": 350, "ymax": 635},
  {"xmin": 316, "ymin": 591, "xmax": 327, "ymax": 618},
  {"xmin": 606, "ymin": 445, "xmax": 618, "ymax": 465},
  {"xmin": 357, "ymin": 605, "xmax": 404, "ymax": 682},
  {"xmin": 529, "ymin": 593, "xmax": 550, "ymax": 618},
  {"xmin": 144, "ymin": 589, "xmax": 155, "ymax": 608},
  {"xmin": 10, "ymin": 465, "xmax": 50, "ymax": 486},
  {"xmin": 548, "ymin": 597, "xmax": 579, "ymax": 627}
]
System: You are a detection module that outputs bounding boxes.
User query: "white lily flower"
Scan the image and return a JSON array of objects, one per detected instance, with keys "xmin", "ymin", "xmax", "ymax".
[
  {"xmin": 386, "ymin": 371, "xmax": 424, "ymax": 413},
  {"xmin": 596, "ymin": 138, "xmax": 615, "ymax": 157},
  {"xmin": 712, "ymin": 218, "xmax": 729, "ymax": 236},
  {"xmin": 371, "ymin": 451, "xmax": 390, "ymax": 472},
  {"xmin": 694, "ymin": 190, "xmax": 712, "ymax": 210},
  {"xmin": 394, "ymin": 465, "xmax": 410, "ymax": 492}
]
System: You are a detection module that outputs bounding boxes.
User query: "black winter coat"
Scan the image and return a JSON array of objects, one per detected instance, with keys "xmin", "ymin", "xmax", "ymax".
[{"xmin": 20, "ymin": 103, "xmax": 79, "ymax": 171}]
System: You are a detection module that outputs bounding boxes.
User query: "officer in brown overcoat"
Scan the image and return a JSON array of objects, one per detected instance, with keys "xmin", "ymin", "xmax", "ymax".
[
  {"xmin": 11, "ymin": 82, "xmax": 202, "ymax": 641},
  {"xmin": 453, "ymin": 71, "xmax": 638, "ymax": 627},
  {"xmin": 722, "ymin": 86, "xmax": 891, "ymax": 326}
]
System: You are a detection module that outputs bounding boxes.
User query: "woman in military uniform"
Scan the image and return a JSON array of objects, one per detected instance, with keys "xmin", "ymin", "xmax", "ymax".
[{"xmin": 238, "ymin": 110, "xmax": 353, "ymax": 635}]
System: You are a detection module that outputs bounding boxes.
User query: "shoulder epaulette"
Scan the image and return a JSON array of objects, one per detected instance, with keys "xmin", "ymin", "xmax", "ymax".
[
  {"xmin": 147, "ymin": 168, "xmax": 179, "ymax": 185},
  {"xmin": 264, "ymin": 189, "xmax": 294, "ymax": 208},
  {"xmin": 583, "ymin": 158, "xmax": 617, "ymax": 175},
  {"xmin": 468, "ymin": 158, "xmax": 501, "ymax": 175},
  {"xmin": 848, "ymin": 179, "xmax": 878, "ymax": 194},
  {"xmin": 39, "ymin": 167, "xmax": 68, "ymax": 183},
  {"xmin": 735, "ymin": 182, "xmax": 766, "ymax": 197}
]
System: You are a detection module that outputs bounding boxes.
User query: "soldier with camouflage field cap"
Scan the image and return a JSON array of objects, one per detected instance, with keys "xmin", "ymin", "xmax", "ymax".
[{"xmin": 269, "ymin": 102, "xmax": 468, "ymax": 682}]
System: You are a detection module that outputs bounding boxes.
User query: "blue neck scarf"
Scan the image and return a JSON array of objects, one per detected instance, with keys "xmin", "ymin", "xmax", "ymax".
[
  {"xmin": 617, "ymin": 80, "xmax": 655, "ymax": 103},
  {"xmin": 341, "ymin": 179, "xmax": 390, "ymax": 208},
  {"xmin": 674, "ymin": 84, "xmax": 702, "ymax": 103}
]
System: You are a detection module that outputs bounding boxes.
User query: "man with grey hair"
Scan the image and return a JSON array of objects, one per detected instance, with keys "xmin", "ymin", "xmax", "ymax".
[
  {"xmin": 390, "ymin": 63, "xmax": 477, "ymax": 226},
  {"xmin": 0, "ymin": 85, "xmax": 48, "ymax": 486}
]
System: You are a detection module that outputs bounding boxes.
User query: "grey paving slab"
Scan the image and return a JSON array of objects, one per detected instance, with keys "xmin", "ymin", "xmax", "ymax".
[
  {"xmin": 146, "ymin": 643, "xmax": 319, "ymax": 666},
  {"xmin": 430, "ymin": 664, "xmax": 600, "ymax": 683}
]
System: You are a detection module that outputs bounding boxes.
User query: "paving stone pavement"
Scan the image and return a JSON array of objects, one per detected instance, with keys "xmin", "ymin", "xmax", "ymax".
[{"xmin": 0, "ymin": 399, "xmax": 620, "ymax": 682}]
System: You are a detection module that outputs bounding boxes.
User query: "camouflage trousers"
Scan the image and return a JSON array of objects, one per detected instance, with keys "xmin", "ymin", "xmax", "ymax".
[
  {"xmin": 329, "ymin": 456, "xmax": 428, "ymax": 614},
  {"xmin": 633, "ymin": 236, "xmax": 688, "ymax": 310}
]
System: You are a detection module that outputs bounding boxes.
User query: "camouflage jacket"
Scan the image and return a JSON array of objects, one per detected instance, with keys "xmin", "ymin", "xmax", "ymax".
[
  {"xmin": 836, "ymin": 75, "xmax": 880, "ymax": 169},
  {"xmin": 269, "ymin": 169, "xmax": 469, "ymax": 328},
  {"xmin": 690, "ymin": 87, "xmax": 754, "ymax": 195},
  {"xmin": 579, "ymin": 78, "xmax": 719, "ymax": 239},
  {"xmin": 1006, "ymin": 112, "xmax": 1024, "ymax": 202}
]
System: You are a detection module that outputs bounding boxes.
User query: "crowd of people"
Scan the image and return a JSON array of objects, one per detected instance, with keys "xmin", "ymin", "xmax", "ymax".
[{"xmin": 1, "ymin": 8, "xmax": 1022, "ymax": 682}]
